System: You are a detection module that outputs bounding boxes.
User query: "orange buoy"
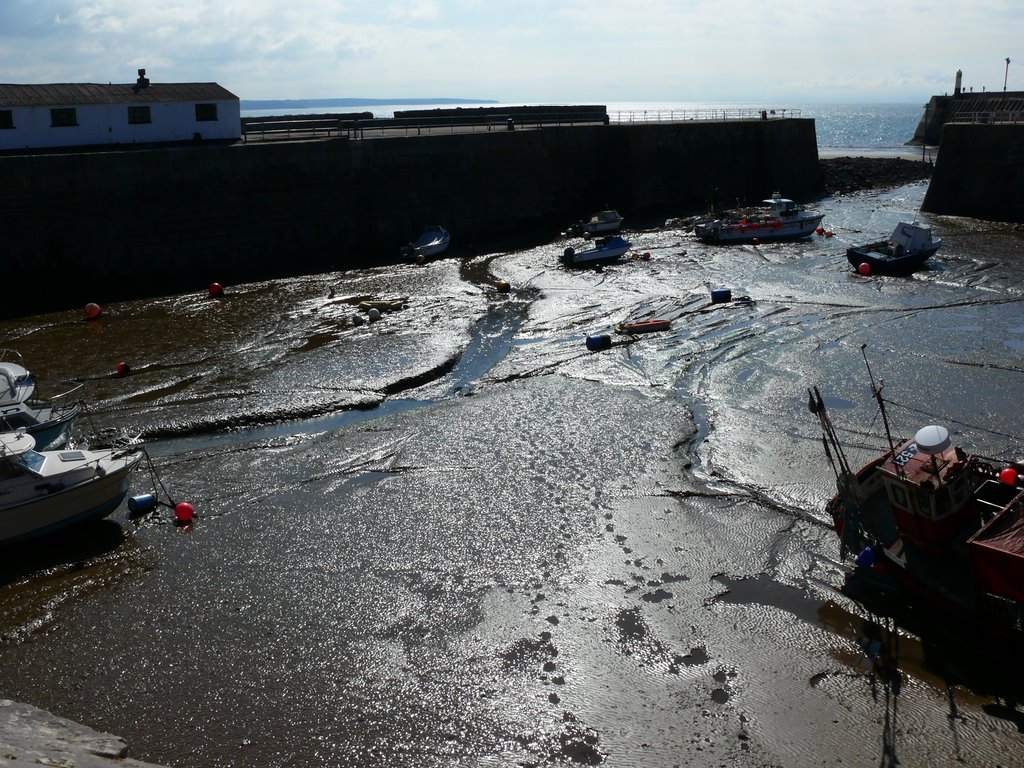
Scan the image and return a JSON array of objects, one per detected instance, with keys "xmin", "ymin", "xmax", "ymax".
[
  {"xmin": 84, "ymin": 302, "xmax": 102, "ymax": 320},
  {"xmin": 815, "ymin": 227, "xmax": 824, "ymax": 235},
  {"xmin": 208, "ymin": 282, "xmax": 224, "ymax": 298},
  {"xmin": 825, "ymin": 230, "xmax": 834, "ymax": 238},
  {"xmin": 174, "ymin": 502, "xmax": 195, "ymax": 524}
]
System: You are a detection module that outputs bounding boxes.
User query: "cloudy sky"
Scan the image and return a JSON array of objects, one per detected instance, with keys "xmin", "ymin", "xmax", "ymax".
[{"xmin": 0, "ymin": 0, "xmax": 1020, "ymax": 103}]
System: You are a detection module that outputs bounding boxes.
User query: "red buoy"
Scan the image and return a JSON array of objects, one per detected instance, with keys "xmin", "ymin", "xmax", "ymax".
[
  {"xmin": 116, "ymin": 361, "xmax": 131, "ymax": 377},
  {"xmin": 815, "ymin": 227, "xmax": 825, "ymax": 235},
  {"xmin": 84, "ymin": 302, "xmax": 102, "ymax": 320},
  {"xmin": 857, "ymin": 262, "xmax": 872, "ymax": 276},
  {"xmin": 174, "ymin": 502, "xmax": 195, "ymax": 524},
  {"xmin": 208, "ymin": 282, "xmax": 224, "ymax": 298},
  {"xmin": 999, "ymin": 467, "xmax": 1019, "ymax": 486}
]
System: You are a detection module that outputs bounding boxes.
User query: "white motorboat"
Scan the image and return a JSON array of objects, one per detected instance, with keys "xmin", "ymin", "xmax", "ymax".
[
  {"xmin": 0, "ymin": 431, "xmax": 144, "ymax": 545},
  {"xmin": 568, "ymin": 209, "xmax": 624, "ymax": 236},
  {"xmin": 402, "ymin": 226, "xmax": 450, "ymax": 259},
  {"xmin": 561, "ymin": 235, "xmax": 631, "ymax": 267},
  {"xmin": 0, "ymin": 349, "xmax": 35, "ymax": 407},
  {"xmin": 694, "ymin": 192, "xmax": 824, "ymax": 243},
  {"xmin": 846, "ymin": 221, "xmax": 942, "ymax": 275},
  {"xmin": 0, "ymin": 350, "xmax": 81, "ymax": 449}
]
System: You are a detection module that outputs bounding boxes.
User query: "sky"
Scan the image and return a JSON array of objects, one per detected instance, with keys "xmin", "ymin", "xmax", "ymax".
[{"xmin": 0, "ymin": 0, "xmax": 1021, "ymax": 104}]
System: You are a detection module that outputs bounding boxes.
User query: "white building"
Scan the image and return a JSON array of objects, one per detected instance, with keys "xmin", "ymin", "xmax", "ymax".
[{"xmin": 0, "ymin": 70, "xmax": 240, "ymax": 151}]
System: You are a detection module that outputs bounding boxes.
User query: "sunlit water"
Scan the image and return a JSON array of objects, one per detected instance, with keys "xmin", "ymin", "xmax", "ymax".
[{"xmin": 1, "ymin": 182, "xmax": 1023, "ymax": 767}]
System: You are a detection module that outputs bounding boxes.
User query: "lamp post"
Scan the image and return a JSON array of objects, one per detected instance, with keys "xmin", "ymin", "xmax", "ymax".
[{"xmin": 1005, "ymin": 57, "xmax": 1011, "ymax": 92}]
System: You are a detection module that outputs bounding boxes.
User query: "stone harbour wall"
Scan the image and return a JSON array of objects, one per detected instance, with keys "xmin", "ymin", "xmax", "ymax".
[{"xmin": 2, "ymin": 118, "xmax": 821, "ymax": 319}]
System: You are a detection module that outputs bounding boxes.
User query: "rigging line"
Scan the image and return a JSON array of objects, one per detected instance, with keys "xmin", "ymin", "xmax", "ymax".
[{"xmin": 883, "ymin": 397, "xmax": 1024, "ymax": 442}]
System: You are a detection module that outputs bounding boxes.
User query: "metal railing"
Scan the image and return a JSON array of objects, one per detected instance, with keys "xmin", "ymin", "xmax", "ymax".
[
  {"xmin": 240, "ymin": 107, "xmax": 803, "ymax": 142},
  {"xmin": 952, "ymin": 110, "xmax": 1024, "ymax": 124},
  {"xmin": 608, "ymin": 108, "xmax": 801, "ymax": 124}
]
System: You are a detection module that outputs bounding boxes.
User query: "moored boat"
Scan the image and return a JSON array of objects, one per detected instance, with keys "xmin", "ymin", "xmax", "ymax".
[
  {"xmin": 614, "ymin": 319, "xmax": 671, "ymax": 334},
  {"xmin": 0, "ymin": 431, "xmax": 144, "ymax": 545},
  {"xmin": 402, "ymin": 226, "xmax": 450, "ymax": 259},
  {"xmin": 846, "ymin": 221, "xmax": 941, "ymax": 275},
  {"xmin": 809, "ymin": 355, "xmax": 1024, "ymax": 644},
  {"xmin": 561, "ymin": 235, "xmax": 631, "ymax": 267},
  {"xmin": 567, "ymin": 209, "xmax": 623, "ymax": 237},
  {"xmin": 694, "ymin": 192, "xmax": 823, "ymax": 243},
  {"xmin": 0, "ymin": 350, "xmax": 81, "ymax": 449}
]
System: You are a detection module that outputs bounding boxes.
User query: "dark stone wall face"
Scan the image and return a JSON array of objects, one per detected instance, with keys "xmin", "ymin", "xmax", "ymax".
[
  {"xmin": 2, "ymin": 119, "xmax": 820, "ymax": 319},
  {"xmin": 922, "ymin": 123, "xmax": 1024, "ymax": 224}
]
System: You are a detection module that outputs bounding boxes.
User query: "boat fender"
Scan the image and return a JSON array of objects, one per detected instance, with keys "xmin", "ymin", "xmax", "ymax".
[{"xmin": 855, "ymin": 546, "xmax": 877, "ymax": 570}]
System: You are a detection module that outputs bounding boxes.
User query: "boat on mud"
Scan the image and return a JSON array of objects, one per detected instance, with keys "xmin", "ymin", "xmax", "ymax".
[
  {"xmin": 809, "ymin": 354, "xmax": 1024, "ymax": 646},
  {"xmin": 568, "ymin": 209, "xmax": 623, "ymax": 236},
  {"xmin": 614, "ymin": 319, "xmax": 671, "ymax": 334},
  {"xmin": 694, "ymin": 192, "xmax": 824, "ymax": 243},
  {"xmin": 402, "ymin": 226, "xmax": 450, "ymax": 259},
  {"xmin": 0, "ymin": 431, "xmax": 144, "ymax": 545},
  {"xmin": 847, "ymin": 221, "xmax": 942, "ymax": 275},
  {"xmin": 0, "ymin": 349, "xmax": 81, "ymax": 450},
  {"xmin": 561, "ymin": 235, "xmax": 631, "ymax": 267}
]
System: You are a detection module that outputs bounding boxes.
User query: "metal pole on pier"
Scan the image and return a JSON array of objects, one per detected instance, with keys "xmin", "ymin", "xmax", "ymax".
[{"xmin": 1005, "ymin": 58, "xmax": 1011, "ymax": 92}]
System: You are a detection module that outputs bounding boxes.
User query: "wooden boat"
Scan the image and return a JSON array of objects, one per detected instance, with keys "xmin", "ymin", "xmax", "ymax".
[
  {"xmin": 0, "ymin": 431, "xmax": 144, "ymax": 545},
  {"xmin": 694, "ymin": 192, "xmax": 823, "ymax": 243},
  {"xmin": 809, "ymin": 354, "xmax": 1024, "ymax": 645},
  {"xmin": 402, "ymin": 226, "xmax": 450, "ymax": 259},
  {"xmin": 561, "ymin": 235, "xmax": 631, "ymax": 267},
  {"xmin": 614, "ymin": 319, "xmax": 671, "ymax": 334},
  {"xmin": 846, "ymin": 221, "xmax": 941, "ymax": 275}
]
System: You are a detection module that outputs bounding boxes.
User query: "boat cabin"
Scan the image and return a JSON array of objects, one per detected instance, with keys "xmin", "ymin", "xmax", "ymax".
[
  {"xmin": 887, "ymin": 223, "xmax": 935, "ymax": 255},
  {"xmin": 877, "ymin": 425, "xmax": 978, "ymax": 552},
  {"xmin": 766, "ymin": 193, "xmax": 801, "ymax": 219}
]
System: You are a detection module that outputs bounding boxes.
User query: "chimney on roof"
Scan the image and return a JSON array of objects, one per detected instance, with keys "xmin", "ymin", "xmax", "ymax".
[{"xmin": 137, "ymin": 68, "xmax": 150, "ymax": 87}]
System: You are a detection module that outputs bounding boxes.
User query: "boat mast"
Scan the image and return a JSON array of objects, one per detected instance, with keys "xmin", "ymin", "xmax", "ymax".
[{"xmin": 861, "ymin": 345, "xmax": 902, "ymax": 476}]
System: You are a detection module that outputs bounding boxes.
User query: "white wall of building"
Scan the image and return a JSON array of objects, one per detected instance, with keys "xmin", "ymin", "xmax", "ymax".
[{"xmin": 0, "ymin": 99, "xmax": 241, "ymax": 151}]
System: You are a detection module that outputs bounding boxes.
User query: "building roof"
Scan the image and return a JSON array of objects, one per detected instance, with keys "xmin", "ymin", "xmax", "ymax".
[{"xmin": 0, "ymin": 82, "xmax": 238, "ymax": 108}]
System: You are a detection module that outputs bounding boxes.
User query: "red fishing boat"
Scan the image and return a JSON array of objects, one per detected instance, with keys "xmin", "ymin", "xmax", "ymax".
[{"xmin": 810, "ymin": 351, "xmax": 1024, "ymax": 646}]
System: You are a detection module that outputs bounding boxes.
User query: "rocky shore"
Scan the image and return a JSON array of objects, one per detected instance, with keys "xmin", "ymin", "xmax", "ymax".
[{"xmin": 819, "ymin": 155, "xmax": 933, "ymax": 196}]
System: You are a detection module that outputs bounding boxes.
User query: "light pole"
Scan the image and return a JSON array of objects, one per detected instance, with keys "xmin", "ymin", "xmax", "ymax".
[{"xmin": 1005, "ymin": 57, "xmax": 1011, "ymax": 92}]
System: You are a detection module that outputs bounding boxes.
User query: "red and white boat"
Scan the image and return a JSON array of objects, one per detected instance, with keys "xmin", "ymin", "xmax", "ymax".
[
  {"xmin": 809, "ymin": 357, "xmax": 1024, "ymax": 645},
  {"xmin": 694, "ymin": 192, "xmax": 823, "ymax": 243}
]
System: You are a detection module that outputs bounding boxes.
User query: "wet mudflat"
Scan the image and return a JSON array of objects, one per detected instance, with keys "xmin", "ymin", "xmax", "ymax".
[{"xmin": 2, "ymin": 179, "xmax": 1024, "ymax": 767}]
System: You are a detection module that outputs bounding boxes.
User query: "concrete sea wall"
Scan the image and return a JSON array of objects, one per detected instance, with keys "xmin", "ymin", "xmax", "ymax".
[
  {"xmin": 921, "ymin": 123, "xmax": 1024, "ymax": 223},
  {"xmin": 3, "ymin": 118, "xmax": 820, "ymax": 319}
]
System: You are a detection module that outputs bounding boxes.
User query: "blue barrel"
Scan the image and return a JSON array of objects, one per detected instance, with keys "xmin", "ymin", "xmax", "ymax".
[
  {"xmin": 585, "ymin": 334, "xmax": 612, "ymax": 351},
  {"xmin": 710, "ymin": 288, "xmax": 732, "ymax": 304},
  {"xmin": 855, "ymin": 546, "xmax": 877, "ymax": 570},
  {"xmin": 127, "ymin": 493, "xmax": 157, "ymax": 515}
]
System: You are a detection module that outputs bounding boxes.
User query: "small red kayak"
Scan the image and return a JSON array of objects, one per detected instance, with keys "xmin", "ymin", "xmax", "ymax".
[{"xmin": 614, "ymin": 319, "xmax": 671, "ymax": 334}]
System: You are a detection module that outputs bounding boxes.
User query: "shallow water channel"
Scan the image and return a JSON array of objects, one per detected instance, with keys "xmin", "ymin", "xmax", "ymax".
[{"xmin": 2, "ymin": 181, "xmax": 1024, "ymax": 767}]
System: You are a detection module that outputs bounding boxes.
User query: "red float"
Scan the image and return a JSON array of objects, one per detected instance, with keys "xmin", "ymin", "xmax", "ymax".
[
  {"xmin": 175, "ymin": 502, "xmax": 195, "ymax": 524},
  {"xmin": 857, "ymin": 262, "xmax": 872, "ymax": 276},
  {"xmin": 999, "ymin": 467, "xmax": 1019, "ymax": 486},
  {"xmin": 84, "ymin": 302, "xmax": 102, "ymax": 320},
  {"xmin": 208, "ymin": 282, "xmax": 224, "ymax": 298}
]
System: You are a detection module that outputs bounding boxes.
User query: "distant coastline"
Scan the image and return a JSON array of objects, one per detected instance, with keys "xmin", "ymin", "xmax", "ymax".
[{"xmin": 240, "ymin": 97, "xmax": 498, "ymax": 110}]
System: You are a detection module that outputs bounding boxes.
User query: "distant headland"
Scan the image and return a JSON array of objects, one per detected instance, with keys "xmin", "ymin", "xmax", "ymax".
[{"xmin": 240, "ymin": 97, "xmax": 498, "ymax": 110}]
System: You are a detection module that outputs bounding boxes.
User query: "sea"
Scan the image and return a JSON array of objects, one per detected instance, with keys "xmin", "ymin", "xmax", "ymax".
[
  {"xmin": 2, "ymin": 103, "xmax": 1023, "ymax": 767},
  {"xmin": 241, "ymin": 100, "xmax": 925, "ymax": 153}
]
